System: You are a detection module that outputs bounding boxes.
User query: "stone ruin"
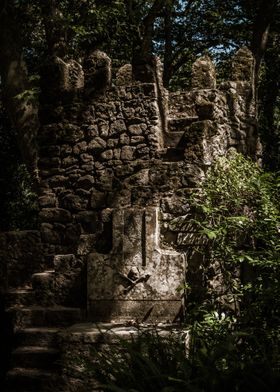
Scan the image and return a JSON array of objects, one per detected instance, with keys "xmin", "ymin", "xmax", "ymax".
[{"xmin": 0, "ymin": 47, "xmax": 261, "ymax": 391}]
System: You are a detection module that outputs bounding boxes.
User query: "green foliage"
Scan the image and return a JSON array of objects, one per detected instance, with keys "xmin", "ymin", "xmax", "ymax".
[
  {"xmin": 2, "ymin": 163, "xmax": 39, "ymax": 230},
  {"xmin": 92, "ymin": 332, "xmax": 191, "ymax": 392},
  {"xmin": 187, "ymin": 151, "xmax": 280, "ymax": 326},
  {"xmin": 88, "ymin": 325, "xmax": 280, "ymax": 392},
  {"xmin": 88, "ymin": 151, "xmax": 280, "ymax": 389},
  {"xmin": 0, "ymin": 106, "xmax": 38, "ymax": 230}
]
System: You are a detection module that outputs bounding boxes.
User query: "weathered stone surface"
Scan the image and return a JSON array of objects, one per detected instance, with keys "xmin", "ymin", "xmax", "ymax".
[
  {"xmin": 87, "ymin": 208, "xmax": 186, "ymax": 322},
  {"xmin": 56, "ymin": 57, "xmax": 84, "ymax": 92},
  {"xmin": 121, "ymin": 146, "xmax": 136, "ymax": 160},
  {"xmin": 60, "ymin": 194, "xmax": 85, "ymax": 211},
  {"xmin": 41, "ymin": 223, "xmax": 61, "ymax": 245},
  {"xmin": 38, "ymin": 193, "xmax": 57, "ymax": 208},
  {"xmin": 116, "ymin": 64, "xmax": 133, "ymax": 86},
  {"xmin": 192, "ymin": 55, "xmax": 216, "ymax": 89},
  {"xmin": 232, "ymin": 47, "xmax": 255, "ymax": 82},
  {"xmin": 88, "ymin": 137, "xmax": 106, "ymax": 152},
  {"xmin": 110, "ymin": 119, "xmax": 126, "ymax": 135},
  {"xmin": 77, "ymin": 235, "xmax": 96, "ymax": 255},
  {"xmin": 73, "ymin": 141, "xmax": 87, "ymax": 155},
  {"xmin": 100, "ymin": 149, "xmax": 113, "ymax": 160},
  {"xmin": 59, "ymin": 323, "xmax": 189, "ymax": 392},
  {"xmin": 39, "ymin": 208, "xmax": 72, "ymax": 223},
  {"xmin": 128, "ymin": 124, "xmax": 143, "ymax": 135},
  {"xmin": 84, "ymin": 50, "xmax": 111, "ymax": 95},
  {"xmin": 34, "ymin": 48, "xmax": 260, "ymax": 327}
]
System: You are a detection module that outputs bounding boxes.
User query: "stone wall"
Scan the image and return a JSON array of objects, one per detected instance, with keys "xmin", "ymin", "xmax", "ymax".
[
  {"xmin": 0, "ymin": 47, "xmax": 260, "ymax": 324},
  {"xmin": 34, "ymin": 47, "xmax": 261, "ymax": 321}
]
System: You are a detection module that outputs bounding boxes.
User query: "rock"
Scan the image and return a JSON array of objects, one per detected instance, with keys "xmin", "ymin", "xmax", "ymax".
[
  {"xmin": 60, "ymin": 194, "xmax": 85, "ymax": 211},
  {"xmin": 76, "ymin": 175, "xmax": 95, "ymax": 190},
  {"xmin": 39, "ymin": 208, "xmax": 72, "ymax": 223},
  {"xmin": 121, "ymin": 146, "xmax": 136, "ymax": 161},
  {"xmin": 128, "ymin": 124, "xmax": 143, "ymax": 135},
  {"xmin": 231, "ymin": 47, "xmax": 255, "ymax": 82},
  {"xmin": 38, "ymin": 193, "xmax": 57, "ymax": 208},
  {"xmin": 110, "ymin": 119, "xmax": 126, "ymax": 136},
  {"xmin": 84, "ymin": 50, "xmax": 111, "ymax": 95},
  {"xmin": 88, "ymin": 137, "xmax": 106, "ymax": 152},
  {"xmin": 100, "ymin": 149, "xmax": 113, "ymax": 160},
  {"xmin": 192, "ymin": 55, "xmax": 216, "ymax": 89},
  {"xmin": 116, "ymin": 64, "xmax": 133, "ymax": 86},
  {"xmin": 73, "ymin": 141, "xmax": 88, "ymax": 155}
]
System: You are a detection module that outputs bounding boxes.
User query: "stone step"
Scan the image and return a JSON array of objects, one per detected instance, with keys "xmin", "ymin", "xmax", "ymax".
[
  {"xmin": 5, "ymin": 289, "xmax": 35, "ymax": 307},
  {"xmin": 7, "ymin": 306, "xmax": 85, "ymax": 328},
  {"xmin": 11, "ymin": 346, "xmax": 60, "ymax": 370},
  {"xmin": 15, "ymin": 327, "xmax": 61, "ymax": 347},
  {"xmin": 5, "ymin": 367, "xmax": 60, "ymax": 392},
  {"xmin": 31, "ymin": 270, "xmax": 56, "ymax": 305},
  {"xmin": 32, "ymin": 270, "xmax": 55, "ymax": 291}
]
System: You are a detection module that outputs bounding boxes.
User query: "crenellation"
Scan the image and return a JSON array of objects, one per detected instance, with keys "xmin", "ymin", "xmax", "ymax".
[
  {"xmin": 191, "ymin": 55, "xmax": 217, "ymax": 89},
  {"xmin": 1, "ymin": 47, "xmax": 261, "ymax": 325}
]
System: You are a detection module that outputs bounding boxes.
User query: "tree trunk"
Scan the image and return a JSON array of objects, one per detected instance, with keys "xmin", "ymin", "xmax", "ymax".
[
  {"xmin": 251, "ymin": 0, "xmax": 277, "ymax": 85},
  {"xmin": 40, "ymin": 0, "xmax": 67, "ymax": 58},
  {"xmin": 163, "ymin": 3, "xmax": 173, "ymax": 88},
  {"xmin": 131, "ymin": 0, "xmax": 165, "ymax": 82},
  {"xmin": 0, "ymin": 2, "xmax": 39, "ymax": 182}
]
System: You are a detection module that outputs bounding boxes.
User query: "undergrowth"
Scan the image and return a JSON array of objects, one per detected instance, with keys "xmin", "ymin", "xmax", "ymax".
[{"xmin": 74, "ymin": 152, "xmax": 280, "ymax": 391}]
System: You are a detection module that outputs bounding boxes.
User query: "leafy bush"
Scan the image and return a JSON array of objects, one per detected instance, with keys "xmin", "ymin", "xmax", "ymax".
[
  {"xmin": 90, "ymin": 325, "xmax": 280, "ymax": 392},
  {"xmin": 186, "ymin": 151, "xmax": 280, "ymax": 326},
  {"xmin": 90, "ymin": 151, "xmax": 280, "ymax": 391},
  {"xmin": 0, "ymin": 105, "xmax": 38, "ymax": 230},
  {"xmin": 2, "ymin": 163, "xmax": 38, "ymax": 230}
]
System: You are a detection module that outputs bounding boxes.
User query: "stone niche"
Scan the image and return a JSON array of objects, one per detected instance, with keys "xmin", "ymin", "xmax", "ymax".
[{"xmin": 87, "ymin": 207, "xmax": 186, "ymax": 322}]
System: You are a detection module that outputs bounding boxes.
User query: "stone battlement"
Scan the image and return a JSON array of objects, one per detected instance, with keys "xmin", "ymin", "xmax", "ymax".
[{"xmin": 32, "ymin": 47, "xmax": 261, "ymax": 322}]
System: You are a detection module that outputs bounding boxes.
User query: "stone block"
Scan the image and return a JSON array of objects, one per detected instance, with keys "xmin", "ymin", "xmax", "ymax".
[
  {"xmin": 39, "ymin": 208, "xmax": 72, "ymax": 224},
  {"xmin": 62, "ymin": 156, "xmax": 78, "ymax": 167},
  {"xmin": 119, "ymin": 133, "xmax": 130, "ymax": 145},
  {"xmin": 41, "ymin": 223, "xmax": 61, "ymax": 245},
  {"xmin": 192, "ymin": 55, "xmax": 216, "ymax": 89},
  {"xmin": 110, "ymin": 119, "xmax": 126, "ymax": 136},
  {"xmin": 63, "ymin": 223, "xmax": 82, "ymax": 245},
  {"xmin": 231, "ymin": 47, "xmax": 254, "ymax": 82},
  {"xmin": 73, "ymin": 141, "xmax": 88, "ymax": 155},
  {"xmin": 84, "ymin": 50, "xmax": 111, "ymax": 95},
  {"xmin": 128, "ymin": 124, "xmax": 143, "ymax": 135},
  {"xmin": 88, "ymin": 137, "xmax": 106, "ymax": 152},
  {"xmin": 121, "ymin": 146, "xmax": 136, "ymax": 161},
  {"xmin": 87, "ymin": 208, "xmax": 186, "ymax": 322},
  {"xmin": 60, "ymin": 193, "xmax": 87, "ymax": 211},
  {"xmin": 100, "ymin": 149, "xmax": 113, "ymax": 160},
  {"xmin": 116, "ymin": 64, "xmax": 133, "ymax": 86},
  {"xmin": 38, "ymin": 193, "xmax": 57, "ymax": 208}
]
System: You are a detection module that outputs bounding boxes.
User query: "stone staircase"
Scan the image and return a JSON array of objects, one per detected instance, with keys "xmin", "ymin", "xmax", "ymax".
[{"xmin": 4, "ymin": 257, "xmax": 85, "ymax": 392}]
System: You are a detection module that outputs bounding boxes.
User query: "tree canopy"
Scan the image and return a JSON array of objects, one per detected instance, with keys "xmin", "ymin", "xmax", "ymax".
[{"xmin": 0, "ymin": 0, "xmax": 279, "ymax": 229}]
